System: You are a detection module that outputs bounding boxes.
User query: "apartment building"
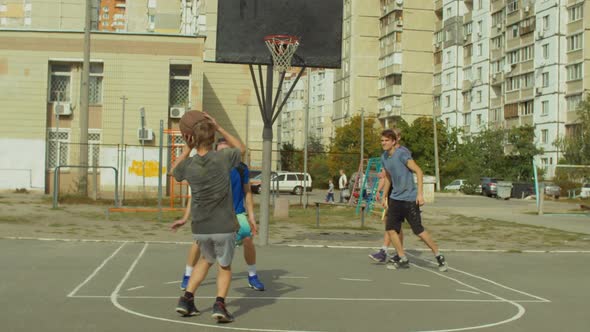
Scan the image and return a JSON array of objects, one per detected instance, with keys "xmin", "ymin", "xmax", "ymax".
[
  {"xmin": 309, "ymin": 69, "xmax": 335, "ymax": 147},
  {"xmin": 333, "ymin": 0, "xmax": 380, "ymax": 127},
  {"xmin": 435, "ymin": 0, "xmax": 589, "ymax": 177},
  {"xmin": 280, "ymin": 74, "xmax": 307, "ymax": 148},
  {"xmin": 378, "ymin": 0, "xmax": 434, "ymax": 128},
  {"xmin": 0, "ymin": 0, "xmax": 199, "ymax": 34}
]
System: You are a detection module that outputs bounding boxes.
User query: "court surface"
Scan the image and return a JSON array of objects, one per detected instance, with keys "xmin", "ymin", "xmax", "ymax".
[{"xmin": 2, "ymin": 239, "xmax": 589, "ymax": 332}]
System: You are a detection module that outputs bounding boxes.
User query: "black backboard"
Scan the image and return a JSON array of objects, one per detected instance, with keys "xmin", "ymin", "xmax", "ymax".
[{"xmin": 215, "ymin": 0, "xmax": 343, "ymax": 69}]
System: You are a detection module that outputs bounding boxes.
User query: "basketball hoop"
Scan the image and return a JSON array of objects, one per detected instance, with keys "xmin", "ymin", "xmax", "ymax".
[{"xmin": 264, "ymin": 34, "xmax": 300, "ymax": 72}]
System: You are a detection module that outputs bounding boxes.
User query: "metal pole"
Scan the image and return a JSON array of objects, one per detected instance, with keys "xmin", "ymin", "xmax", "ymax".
[
  {"xmin": 140, "ymin": 107, "xmax": 146, "ymax": 197},
  {"xmin": 303, "ymin": 68, "xmax": 310, "ymax": 208},
  {"xmin": 119, "ymin": 95, "xmax": 127, "ymax": 206},
  {"xmin": 259, "ymin": 66, "xmax": 274, "ymax": 246},
  {"xmin": 157, "ymin": 120, "xmax": 164, "ymax": 221},
  {"xmin": 360, "ymin": 108, "xmax": 364, "ymax": 174},
  {"xmin": 432, "ymin": 108, "xmax": 441, "ymax": 191},
  {"xmin": 78, "ymin": 0, "xmax": 92, "ymax": 196}
]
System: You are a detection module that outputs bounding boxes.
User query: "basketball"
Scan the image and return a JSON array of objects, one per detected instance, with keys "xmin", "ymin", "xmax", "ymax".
[{"xmin": 179, "ymin": 111, "xmax": 206, "ymax": 139}]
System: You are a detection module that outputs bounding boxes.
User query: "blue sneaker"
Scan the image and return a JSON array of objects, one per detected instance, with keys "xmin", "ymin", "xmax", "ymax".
[
  {"xmin": 248, "ymin": 275, "xmax": 265, "ymax": 291},
  {"xmin": 180, "ymin": 275, "xmax": 190, "ymax": 291}
]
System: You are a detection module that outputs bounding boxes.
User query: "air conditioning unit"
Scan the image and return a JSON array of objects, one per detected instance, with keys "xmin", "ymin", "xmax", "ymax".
[
  {"xmin": 537, "ymin": 29, "xmax": 544, "ymax": 39},
  {"xmin": 496, "ymin": 23, "xmax": 502, "ymax": 31},
  {"xmin": 435, "ymin": 42, "xmax": 441, "ymax": 48},
  {"xmin": 492, "ymin": 73, "xmax": 498, "ymax": 80},
  {"xmin": 463, "ymin": 35, "xmax": 468, "ymax": 41},
  {"xmin": 477, "ymin": 31, "xmax": 482, "ymax": 39},
  {"xmin": 137, "ymin": 128, "xmax": 154, "ymax": 141},
  {"xmin": 395, "ymin": 0, "xmax": 403, "ymax": 6},
  {"xmin": 54, "ymin": 102, "xmax": 72, "ymax": 116},
  {"xmin": 382, "ymin": 6, "xmax": 387, "ymax": 13},
  {"xmin": 535, "ymin": 87, "xmax": 542, "ymax": 96},
  {"xmin": 524, "ymin": 6, "xmax": 530, "ymax": 12},
  {"xmin": 170, "ymin": 106, "xmax": 186, "ymax": 119},
  {"xmin": 396, "ymin": 20, "xmax": 403, "ymax": 27}
]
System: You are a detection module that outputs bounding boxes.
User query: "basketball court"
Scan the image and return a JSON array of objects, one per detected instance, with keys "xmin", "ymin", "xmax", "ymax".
[{"xmin": 3, "ymin": 238, "xmax": 589, "ymax": 332}]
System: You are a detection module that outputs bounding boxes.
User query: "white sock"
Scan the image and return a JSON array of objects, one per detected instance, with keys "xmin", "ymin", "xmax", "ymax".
[
  {"xmin": 381, "ymin": 246, "xmax": 388, "ymax": 251},
  {"xmin": 434, "ymin": 252, "xmax": 440, "ymax": 257},
  {"xmin": 185, "ymin": 265, "xmax": 193, "ymax": 277},
  {"xmin": 247, "ymin": 264, "xmax": 257, "ymax": 277}
]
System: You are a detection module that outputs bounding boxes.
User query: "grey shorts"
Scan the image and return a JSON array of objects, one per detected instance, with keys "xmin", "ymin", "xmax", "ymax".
[{"xmin": 192, "ymin": 233, "xmax": 236, "ymax": 267}]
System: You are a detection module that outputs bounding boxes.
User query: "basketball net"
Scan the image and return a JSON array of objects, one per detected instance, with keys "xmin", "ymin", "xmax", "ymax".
[{"xmin": 264, "ymin": 35, "xmax": 300, "ymax": 72}]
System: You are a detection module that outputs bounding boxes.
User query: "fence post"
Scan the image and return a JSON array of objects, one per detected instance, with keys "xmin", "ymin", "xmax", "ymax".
[{"xmin": 157, "ymin": 120, "xmax": 164, "ymax": 222}]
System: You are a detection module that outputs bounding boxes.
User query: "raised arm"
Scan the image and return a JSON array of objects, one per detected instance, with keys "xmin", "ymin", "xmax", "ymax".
[{"xmin": 204, "ymin": 112, "xmax": 246, "ymax": 154}]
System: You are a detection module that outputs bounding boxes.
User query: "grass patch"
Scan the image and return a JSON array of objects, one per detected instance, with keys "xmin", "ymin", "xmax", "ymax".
[{"xmin": 0, "ymin": 216, "xmax": 29, "ymax": 224}]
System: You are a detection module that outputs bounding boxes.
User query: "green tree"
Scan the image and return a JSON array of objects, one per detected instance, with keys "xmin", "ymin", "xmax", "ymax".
[
  {"xmin": 280, "ymin": 142, "xmax": 302, "ymax": 171},
  {"xmin": 556, "ymin": 95, "xmax": 590, "ymax": 165},
  {"xmin": 504, "ymin": 125, "xmax": 543, "ymax": 181},
  {"xmin": 402, "ymin": 117, "xmax": 450, "ymax": 176},
  {"xmin": 327, "ymin": 115, "xmax": 382, "ymax": 177}
]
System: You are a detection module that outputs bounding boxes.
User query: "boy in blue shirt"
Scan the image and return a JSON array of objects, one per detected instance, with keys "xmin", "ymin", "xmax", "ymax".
[{"xmin": 379, "ymin": 129, "xmax": 447, "ymax": 272}]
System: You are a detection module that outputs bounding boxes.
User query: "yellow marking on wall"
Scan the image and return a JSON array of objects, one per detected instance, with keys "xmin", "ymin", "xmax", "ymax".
[{"xmin": 128, "ymin": 160, "xmax": 166, "ymax": 177}]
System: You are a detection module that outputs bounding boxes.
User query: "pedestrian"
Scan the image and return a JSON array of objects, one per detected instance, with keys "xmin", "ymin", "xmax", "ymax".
[
  {"xmin": 176, "ymin": 138, "xmax": 265, "ymax": 293},
  {"xmin": 325, "ymin": 179, "xmax": 335, "ymax": 203},
  {"xmin": 169, "ymin": 113, "xmax": 245, "ymax": 323},
  {"xmin": 338, "ymin": 169, "xmax": 348, "ymax": 203},
  {"xmin": 379, "ymin": 128, "xmax": 447, "ymax": 272}
]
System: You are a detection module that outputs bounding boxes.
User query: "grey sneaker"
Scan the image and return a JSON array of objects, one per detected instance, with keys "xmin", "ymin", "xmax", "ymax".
[
  {"xmin": 212, "ymin": 301, "xmax": 234, "ymax": 323},
  {"xmin": 387, "ymin": 257, "xmax": 409, "ymax": 270},
  {"xmin": 176, "ymin": 296, "xmax": 200, "ymax": 317},
  {"xmin": 436, "ymin": 255, "xmax": 448, "ymax": 272}
]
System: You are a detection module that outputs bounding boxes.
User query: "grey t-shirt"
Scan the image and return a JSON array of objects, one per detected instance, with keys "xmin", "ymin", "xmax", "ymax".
[
  {"xmin": 381, "ymin": 146, "xmax": 417, "ymax": 202},
  {"xmin": 173, "ymin": 148, "xmax": 241, "ymax": 234}
]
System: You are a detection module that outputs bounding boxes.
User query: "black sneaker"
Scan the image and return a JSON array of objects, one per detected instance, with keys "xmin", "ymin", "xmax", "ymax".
[
  {"xmin": 387, "ymin": 257, "xmax": 409, "ymax": 270},
  {"xmin": 212, "ymin": 301, "xmax": 234, "ymax": 323},
  {"xmin": 436, "ymin": 255, "xmax": 448, "ymax": 272},
  {"xmin": 176, "ymin": 296, "xmax": 200, "ymax": 317}
]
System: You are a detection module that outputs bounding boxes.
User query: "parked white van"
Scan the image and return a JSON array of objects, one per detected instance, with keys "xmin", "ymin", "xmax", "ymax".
[{"xmin": 270, "ymin": 172, "xmax": 313, "ymax": 195}]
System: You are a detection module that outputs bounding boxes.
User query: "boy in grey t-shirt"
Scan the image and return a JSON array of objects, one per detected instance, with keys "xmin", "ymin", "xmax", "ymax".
[
  {"xmin": 170, "ymin": 112, "xmax": 245, "ymax": 323},
  {"xmin": 379, "ymin": 128, "xmax": 447, "ymax": 272}
]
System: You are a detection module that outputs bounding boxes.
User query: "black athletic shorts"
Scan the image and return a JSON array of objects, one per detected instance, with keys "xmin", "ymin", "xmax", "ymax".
[{"xmin": 385, "ymin": 198, "xmax": 425, "ymax": 235}]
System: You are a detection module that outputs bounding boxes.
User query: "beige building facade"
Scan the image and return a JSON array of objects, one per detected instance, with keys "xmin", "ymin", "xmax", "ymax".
[{"xmin": 0, "ymin": 29, "xmax": 265, "ymax": 191}]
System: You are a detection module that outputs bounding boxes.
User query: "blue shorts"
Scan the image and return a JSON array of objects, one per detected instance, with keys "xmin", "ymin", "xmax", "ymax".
[{"xmin": 235, "ymin": 213, "xmax": 252, "ymax": 245}]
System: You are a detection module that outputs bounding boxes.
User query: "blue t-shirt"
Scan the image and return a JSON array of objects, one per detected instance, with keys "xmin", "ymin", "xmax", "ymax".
[
  {"xmin": 230, "ymin": 163, "xmax": 249, "ymax": 214},
  {"xmin": 381, "ymin": 146, "xmax": 417, "ymax": 202}
]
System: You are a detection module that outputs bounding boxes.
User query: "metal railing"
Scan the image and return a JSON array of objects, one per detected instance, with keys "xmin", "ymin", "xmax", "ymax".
[{"xmin": 53, "ymin": 165, "xmax": 119, "ymax": 209}]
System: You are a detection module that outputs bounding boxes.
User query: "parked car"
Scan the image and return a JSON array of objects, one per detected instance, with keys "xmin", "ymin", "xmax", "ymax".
[
  {"xmin": 542, "ymin": 182, "xmax": 561, "ymax": 199},
  {"xmin": 249, "ymin": 171, "xmax": 277, "ymax": 194},
  {"xmin": 580, "ymin": 183, "xmax": 590, "ymax": 198},
  {"xmin": 480, "ymin": 177, "xmax": 503, "ymax": 197},
  {"xmin": 271, "ymin": 172, "xmax": 313, "ymax": 195},
  {"xmin": 444, "ymin": 179, "xmax": 467, "ymax": 191}
]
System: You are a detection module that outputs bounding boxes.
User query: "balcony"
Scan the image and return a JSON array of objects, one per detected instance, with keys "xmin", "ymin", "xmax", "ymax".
[
  {"xmin": 380, "ymin": 43, "xmax": 402, "ymax": 57},
  {"xmin": 379, "ymin": 85, "xmax": 402, "ymax": 98},
  {"xmin": 490, "ymin": 47, "xmax": 504, "ymax": 60},
  {"xmin": 491, "ymin": 0, "xmax": 506, "ymax": 12},
  {"xmin": 380, "ymin": 22, "xmax": 403, "ymax": 36},
  {"xmin": 462, "ymin": 80, "xmax": 473, "ymax": 91},
  {"xmin": 378, "ymin": 106, "xmax": 402, "ymax": 119},
  {"xmin": 520, "ymin": 114, "xmax": 534, "ymax": 126},
  {"xmin": 379, "ymin": 63, "xmax": 402, "ymax": 77},
  {"xmin": 490, "ymin": 96, "xmax": 504, "ymax": 108},
  {"xmin": 491, "ymin": 72, "xmax": 504, "ymax": 85}
]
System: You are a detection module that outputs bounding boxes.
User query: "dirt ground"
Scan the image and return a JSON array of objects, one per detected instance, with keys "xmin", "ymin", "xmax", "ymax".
[{"xmin": 1, "ymin": 190, "xmax": 590, "ymax": 251}]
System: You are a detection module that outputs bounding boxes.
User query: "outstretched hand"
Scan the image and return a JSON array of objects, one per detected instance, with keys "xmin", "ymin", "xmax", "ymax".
[{"xmin": 170, "ymin": 218, "xmax": 187, "ymax": 232}]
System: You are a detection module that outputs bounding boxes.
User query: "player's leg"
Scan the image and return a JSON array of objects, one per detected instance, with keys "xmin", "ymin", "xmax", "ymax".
[
  {"xmin": 176, "ymin": 239, "xmax": 213, "ymax": 317},
  {"xmin": 385, "ymin": 200, "xmax": 410, "ymax": 269},
  {"xmin": 181, "ymin": 242, "xmax": 200, "ymax": 290},
  {"xmin": 406, "ymin": 202, "xmax": 447, "ymax": 272},
  {"xmin": 212, "ymin": 233, "xmax": 237, "ymax": 323},
  {"xmin": 236, "ymin": 213, "xmax": 264, "ymax": 290}
]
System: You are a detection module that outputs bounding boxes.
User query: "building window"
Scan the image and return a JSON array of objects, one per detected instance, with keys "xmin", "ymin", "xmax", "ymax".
[
  {"xmin": 566, "ymin": 94, "xmax": 582, "ymax": 112},
  {"xmin": 446, "ymin": 72, "xmax": 452, "ymax": 85},
  {"xmin": 567, "ymin": 33, "xmax": 583, "ymax": 51},
  {"xmin": 446, "ymin": 50, "xmax": 451, "ymax": 63},
  {"xmin": 508, "ymin": 50, "xmax": 519, "ymax": 64},
  {"xmin": 542, "ymin": 44, "xmax": 549, "ymax": 59},
  {"xmin": 47, "ymin": 130, "xmax": 70, "ymax": 170},
  {"xmin": 89, "ymin": 63, "xmax": 103, "ymax": 105},
  {"xmin": 476, "ymin": 114, "xmax": 482, "ymax": 126},
  {"xmin": 169, "ymin": 65, "xmax": 191, "ymax": 107},
  {"xmin": 522, "ymin": 73, "xmax": 533, "ymax": 88},
  {"xmin": 490, "ymin": 108, "xmax": 502, "ymax": 122},
  {"xmin": 542, "ymin": 15, "xmax": 549, "ymax": 30},
  {"xmin": 507, "ymin": 77, "xmax": 520, "ymax": 91},
  {"xmin": 507, "ymin": 0, "xmax": 518, "ymax": 13},
  {"xmin": 49, "ymin": 64, "xmax": 71, "ymax": 102},
  {"xmin": 463, "ymin": 113, "xmax": 471, "ymax": 127},
  {"xmin": 568, "ymin": 4, "xmax": 583, "ymax": 22},
  {"xmin": 542, "ymin": 72, "xmax": 549, "ymax": 87},
  {"xmin": 541, "ymin": 129, "xmax": 549, "ymax": 144},
  {"xmin": 542, "ymin": 101, "xmax": 549, "ymax": 116},
  {"xmin": 521, "ymin": 45, "xmax": 533, "ymax": 61},
  {"xmin": 476, "ymin": 67, "xmax": 482, "ymax": 81},
  {"xmin": 510, "ymin": 24, "xmax": 519, "ymax": 38},
  {"xmin": 477, "ymin": 43, "xmax": 482, "ymax": 56},
  {"xmin": 566, "ymin": 63, "xmax": 583, "ymax": 81},
  {"xmin": 88, "ymin": 131, "xmax": 101, "ymax": 170},
  {"xmin": 446, "ymin": 7, "xmax": 451, "ymax": 19},
  {"xmin": 476, "ymin": 90, "xmax": 482, "ymax": 103},
  {"xmin": 522, "ymin": 101, "xmax": 534, "ymax": 115},
  {"xmin": 445, "ymin": 95, "xmax": 450, "ymax": 107}
]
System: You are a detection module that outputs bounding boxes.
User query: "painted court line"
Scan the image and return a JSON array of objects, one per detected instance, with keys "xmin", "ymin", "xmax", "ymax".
[
  {"xmin": 71, "ymin": 294, "xmax": 548, "ymax": 303},
  {"xmin": 164, "ymin": 280, "xmax": 181, "ymax": 284},
  {"xmin": 278, "ymin": 276, "xmax": 309, "ymax": 279},
  {"xmin": 456, "ymin": 289, "xmax": 481, "ymax": 295},
  {"xmin": 401, "ymin": 282, "xmax": 430, "ymax": 288},
  {"xmin": 339, "ymin": 278, "xmax": 372, "ymax": 282},
  {"xmin": 67, "ymin": 242, "xmax": 127, "ymax": 298},
  {"xmin": 126, "ymin": 286, "xmax": 144, "ymax": 291},
  {"xmin": 109, "ymin": 243, "xmax": 323, "ymax": 332}
]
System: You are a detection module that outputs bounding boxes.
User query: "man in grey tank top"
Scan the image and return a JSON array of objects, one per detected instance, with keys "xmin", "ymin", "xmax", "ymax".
[{"xmin": 379, "ymin": 129, "xmax": 447, "ymax": 272}]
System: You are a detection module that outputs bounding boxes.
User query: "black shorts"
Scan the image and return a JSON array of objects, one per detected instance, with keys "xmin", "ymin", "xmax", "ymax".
[{"xmin": 385, "ymin": 198, "xmax": 425, "ymax": 235}]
